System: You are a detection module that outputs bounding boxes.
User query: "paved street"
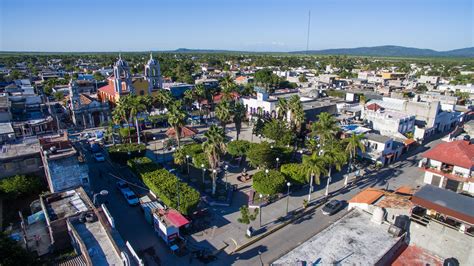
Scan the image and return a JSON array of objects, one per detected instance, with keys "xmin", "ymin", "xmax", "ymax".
[
  {"xmin": 74, "ymin": 126, "xmax": 446, "ymax": 266},
  {"xmin": 76, "ymin": 140, "xmax": 192, "ymax": 266},
  {"xmin": 212, "ymin": 134, "xmax": 445, "ymax": 265}
]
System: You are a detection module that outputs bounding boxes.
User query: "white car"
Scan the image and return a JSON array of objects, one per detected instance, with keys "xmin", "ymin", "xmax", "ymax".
[
  {"xmin": 121, "ymin": 188, "xmax": 139, "ymax": 206},
  {"xmin": 93, "ymin": 153, "xmax": 105, "ymax": 162}
]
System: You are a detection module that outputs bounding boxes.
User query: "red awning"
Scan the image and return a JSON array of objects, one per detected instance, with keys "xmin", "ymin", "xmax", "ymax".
[{"xmin": 165, "ymin": 209, "xmax": 190, "ymax": 228}]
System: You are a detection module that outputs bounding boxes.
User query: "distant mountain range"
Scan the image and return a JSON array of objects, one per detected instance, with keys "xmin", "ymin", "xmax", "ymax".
[
  {"xmin": 290, "ymin": 45, "xmax": 474, "ymax": 58},
  {"xmin": 172, "ymin": 46, "xmax": 474, "ymax": 58}
]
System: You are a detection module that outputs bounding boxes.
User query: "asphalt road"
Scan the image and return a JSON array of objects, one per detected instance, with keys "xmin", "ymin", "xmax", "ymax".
[
  {"xmin": 76, "ymin": 140, "xmax": 191, "ymax": 266},
  {"xmin": 212, "ymin": 135, "xmax": 443, "ymax": 265}
]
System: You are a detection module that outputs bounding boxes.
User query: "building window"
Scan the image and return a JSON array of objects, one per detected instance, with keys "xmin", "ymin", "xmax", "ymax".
[{"xmin": 140, "ymin": 90, "xmax": 145, "ymax": 96}]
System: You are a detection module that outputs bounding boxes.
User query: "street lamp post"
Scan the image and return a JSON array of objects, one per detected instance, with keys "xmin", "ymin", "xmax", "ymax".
[
  {"xmin": 201, "ymin": 164, "xmax": 206, "ymax": 190},
  {"xmin": 265, "ymin": 169, "xmax": 269, "ymax": 177},
  {"xmin": 224, "ymin": 164, "xmax": 229, "ymax": 190},
  {"xmin": 153, "ymin": 137, "xmax": 157, "ymax": 162},
  {"xmin": 212, "ymin": 169, "xmax": 217, "ymax": 195},
  {"xmin": 186, "ymin": 155, "xmax": 190, "ymax": 179},
  {"xmin": 276, "ymin": 157, "xmax": 280, "ymax": 170},
  {"xmin": 286, "ymin": 182, "xmax": 291, "ymax": 215},
  {"xmin": 93, "ymin": 190, "xmax": 109, "ymax": 206},
  {"xmin": 161, "ymin": 140, "xmax": 165, "ymax": 163},
  {"xmin": 259, "ymin": 194, "xmax": 263, "ymax": 227}
]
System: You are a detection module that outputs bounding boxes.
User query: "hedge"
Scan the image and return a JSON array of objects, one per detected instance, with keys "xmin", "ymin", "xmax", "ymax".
[
  {"xmin": 127, "ymin": 157, "xmax": 161, "ymax": 175},
  {"xmin": 141, "ymin": 169, "xmax": 200, "ymax": 215},
  {"xmin": 280, "ymin": 163, "xmax": 307, "ymax": 185},
  {"xmin": 252, "ymin": 169, "xmax": 286, "ymax": 195},
  {"xmin": 129, "ymin": 156, "xmax": 200, "ymax": 215},
  {"xmin": 108, "ymin": 143, "xmax": 146, "ymax": 164}
]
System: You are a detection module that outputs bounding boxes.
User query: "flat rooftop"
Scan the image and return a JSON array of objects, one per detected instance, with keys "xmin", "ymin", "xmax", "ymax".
[
  {"xmin": 0, "ymin": 137, "xmax": 41, "ymax": 159},
  {"xmin": 44, "ymin": 189, "xmax": 92, "ymax": 221},
  {"xmin": 272, "ymin": 209, "xmax": 400, "ymax": 265},
  {"xmin": 71, "ymin": 217, "xmax": 122, "ymax": 266}
]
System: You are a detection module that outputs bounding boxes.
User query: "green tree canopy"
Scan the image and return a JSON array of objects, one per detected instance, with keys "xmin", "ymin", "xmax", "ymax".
[
  {"xmin": 227, "ymin": 140, "xmax": 251, "ymax": 157},
  {"xmin": 252, "ymin": 169, "xmax": 286, "ymax": 195}
]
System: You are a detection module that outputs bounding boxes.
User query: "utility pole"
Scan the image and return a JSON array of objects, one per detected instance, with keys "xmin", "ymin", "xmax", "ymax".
[{"xmin": 306, "ymin": 10, "xmax": 311, "ymax": 55}]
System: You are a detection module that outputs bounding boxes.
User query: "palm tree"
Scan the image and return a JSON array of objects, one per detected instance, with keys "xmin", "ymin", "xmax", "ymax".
[
  {"xmin": 183, "ymin": 89, "xmax": 195, "ymax": 110},
  {"xmin": 154, "ymin": 89, "xmax": 173, "ymax": 110},
  {"xmin": 312, "ymin": 112, "xmax": 339, "ymax": 146},
  {"xmin": 343, "ymin": 133, "xmax": 366, "ymax": 173},
  {"xmin": 322, "ymin": 143, "xmax": 347, "ymax": 195},
  {"xmin": 288, "ymin": 95, "xmax": 304, "ymax": 131},
  {"xmin": 302, "ymin": 153, "xmax": 328, "ymax": 202},
  {"xmin": 202, "ymin": 125, "xmax": 226, "ymax": 195},
  {"xmin": 215, "ymin": 100, "xmax": 231, "ymax": 132},
  {"xmin": 220, "ymin": 74, "xmax": 236, "ymax": 101},
  {"xmin": 128, "ymin": 96, "xmax": 146, "ymax": 144},
  {"xmin": 232, "ymin": 102, "xmax": 246, "ymax": 140},
  {"xmin": 167, "ymin": 102, "xmax": 187, "ymax": 148},
  {"xmin": 276, "ymin": 97, "xmax": 288, "ymax": 120},
  {"xmin": 173, "ymin": 147, "xmax": 187, "ymax": 172},
  {"xmin": 195, "ymin": 84, "xmax": 212, "ymax": 119}
]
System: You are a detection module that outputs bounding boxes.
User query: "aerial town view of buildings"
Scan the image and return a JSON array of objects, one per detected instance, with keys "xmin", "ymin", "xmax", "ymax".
[{"xmin": 0, "ymin": 0, "xmax": 473, "ymax": 265}]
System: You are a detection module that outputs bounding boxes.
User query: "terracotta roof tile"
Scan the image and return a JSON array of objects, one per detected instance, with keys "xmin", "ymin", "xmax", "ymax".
[
  {"xmin": 422, "ymin": 140, "xmax": 474, "ymax": 169},
  {"xmin": 348, "ymin": 188, "xmax": 384, "ymax": 204},
  {"xmin": 98, "ymin": 84, "xmax": 116, "ymax": 96}
]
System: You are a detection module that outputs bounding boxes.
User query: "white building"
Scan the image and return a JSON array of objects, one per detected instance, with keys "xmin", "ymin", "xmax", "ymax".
[
  {"xmin": 363, "ymin": 103, "xmax": 415, "ymax": 136},
  {"xmin": 418, "ymin": 75, "xmax": 440, "ymax": 85},
  {"xmin": 362, "ymin": 133, "xmax": 404, "ymax": 166},
  {"xmin": 419, "ymin": 139, "xmax": 474, "ymax": 194}
]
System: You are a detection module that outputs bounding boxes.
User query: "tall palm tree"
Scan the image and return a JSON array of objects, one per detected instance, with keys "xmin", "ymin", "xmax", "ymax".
[
  {"xmin": 343, "ymin": 133, "xmax": 366, "ymax": 173},
  {"xmin": 232, "ymin": 102, "xmax": 246, "ymax": 140},
  {"xmin": 128, "ymin": 96, "xmax": 146, "ymax": 144},
  {"xmin": 322, "ymin": 143, "xmax": 347, "ymax": 195},
  {"xmin": 312, "ymin": 112, "xmax": 339, "ymax": 146},
  {"xmin": 183, "ymin": 89, "xmax": 195, "ymax": 110},
  {"xmin": 302, "ymin": 153, "xmax": 328, "ymax": 201},
  {"xmin": 173, "ymin": 147, "xmax": 187, "ymax": 172},
  {"xmin": 202, "ymin": 125, "xmax": 226, "ymax": 195},
  {"xmin": 215, "ymin": 100, "xmax": 231, "ymax": 132},
  {"xmin": 276, "ymin": 97, "xmax": 288, "ymax": 120},
  {"xmin": 167, "ymin": 102, "xmax": 187, "ymax": 148},
  {"xmin": 154, "ymin": 89, "xmax": 173, "ymax": 110},
  {"xmin": 220, "ymin": 74, "xmax": 236, "ymax": 101},
  {"xmin": 288, "ymin": 95, "xmax": 304, "ymax": 131}
]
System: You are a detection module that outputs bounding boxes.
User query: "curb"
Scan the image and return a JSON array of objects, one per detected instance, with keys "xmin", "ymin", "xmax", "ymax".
[{"xmin": 232, "ymin": 198, "xmax": 328, "ymax": 254}]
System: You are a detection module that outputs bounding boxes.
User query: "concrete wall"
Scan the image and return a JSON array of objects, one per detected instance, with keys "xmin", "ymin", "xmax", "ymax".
[
  {"xmin": 0, "ymin": 155, "xmax": 42, "ymax": 179},
  {"xmin": 409, "ymin": 220, "xmax": 474, "ymax": 264}
]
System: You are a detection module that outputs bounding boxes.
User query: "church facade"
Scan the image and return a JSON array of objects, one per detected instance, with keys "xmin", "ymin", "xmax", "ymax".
[
  {"xmin": 68, "ymin": 80, "xmax": 110, "ymax": 128},
  {"xmin": 98, "ymin": 54, "xmax": 163, "ymax": 105}
]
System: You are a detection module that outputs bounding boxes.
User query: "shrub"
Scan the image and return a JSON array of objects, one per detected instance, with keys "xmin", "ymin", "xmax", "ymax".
[
  {"xmin": 108, "ymin": 143, "xmax": 146, "ymax": 164},
  {"xmin": 227, "ymin": 140, "xmax": 251, "ymax": 157},
  {"xmin": 119, "ymin": 127, "xmax": 136, "ymax": 138},
  {"xmin": 182, "ymin": 143, "xmax": 203, "ymax": 157},
  {"xmin": 127, "ymin": 157, "xmax": 161, "ymax": 175},
  {"xmin": 192, "ymin": 153, "xmax": 210, "ymax": 169},
  {"xmin": 252, "ymin": 170, "xmax": 286, "ymax": 195},
  {"xmin": 280, "ymin": 163, "xmax": 307, "ymax": 185},
  {"xmin": 141, "ymin": 169, "xmax": 200, "ymax": 215},
  {"xmin": 0, "ymin": 175, "xmax": 43, "ymax": 199}
]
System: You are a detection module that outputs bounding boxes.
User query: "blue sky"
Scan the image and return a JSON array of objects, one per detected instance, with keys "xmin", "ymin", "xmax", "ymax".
[{"xmin": 0, "ymin": 0, "xmax": 472, "ymax": 52}]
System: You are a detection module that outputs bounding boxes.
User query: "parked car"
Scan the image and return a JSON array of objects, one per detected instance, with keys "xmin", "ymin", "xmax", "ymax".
[
  {"xmin": 93, "ymin": 152, "xmax": 105, "ymax": 162},
  {"xmin": 116, "ymin": 180, "xmax": 129, "ymax": 191},
  {"xmin": 121, "ymin": 188, "xmax": 139, "ymax": 206},
  {"xmin": 322, "ymin": 200, "xmax": 344, "ymax": 216}
]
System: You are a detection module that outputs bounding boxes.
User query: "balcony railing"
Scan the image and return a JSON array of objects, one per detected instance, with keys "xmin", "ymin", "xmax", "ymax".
[
  {"xmin": 420, "ymin": 164, "xmax": 472, "ymax": 181},
  {"xmin": 410, "ymin": 213, "xmax": 474, "ymax": 237}
]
